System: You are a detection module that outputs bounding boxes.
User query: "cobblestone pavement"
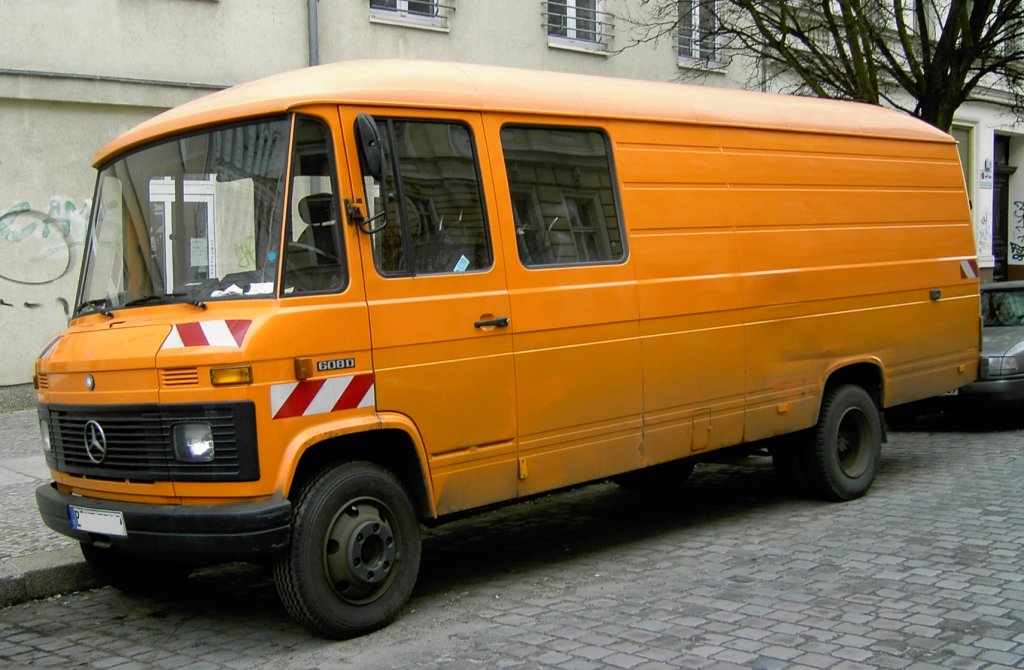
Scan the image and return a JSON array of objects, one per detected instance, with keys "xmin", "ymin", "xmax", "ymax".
[
  {"xmin": 1, "ymin": 414, "xmax": 1022, "ymax": 670},
  {"xmin": 0, "ymin": 409, "xmax": 77, "ymax": 559}
]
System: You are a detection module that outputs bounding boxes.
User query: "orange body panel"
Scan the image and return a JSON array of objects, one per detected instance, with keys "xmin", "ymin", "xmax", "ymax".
[{"xmin": 39, "ymin": 61, "xmax": 978, "ymax": 523}]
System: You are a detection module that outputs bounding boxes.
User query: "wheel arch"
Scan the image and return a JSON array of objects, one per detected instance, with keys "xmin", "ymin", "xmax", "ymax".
[
  {"xmin": 288, "ymin": 427, "xmax": 436, "ymax": 522},
  {"xmin": 820, "ymin": 361, "xmax": 885, "ymax": 415}
]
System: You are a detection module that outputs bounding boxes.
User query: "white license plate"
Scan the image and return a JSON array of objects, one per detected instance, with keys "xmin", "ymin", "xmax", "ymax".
[{"xmin": 69, "ymin": 506, "xmax": 127, "ymax": 537}]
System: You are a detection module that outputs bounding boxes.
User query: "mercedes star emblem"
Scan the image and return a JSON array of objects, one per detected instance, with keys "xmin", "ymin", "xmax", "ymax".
[{"xmin": 84, "ymin": 420, "xmax": 108, "ymax": 464}]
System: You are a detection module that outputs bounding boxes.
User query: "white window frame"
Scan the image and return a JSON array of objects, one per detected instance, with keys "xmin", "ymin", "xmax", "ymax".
[
  {"xmin": 545, "ymin": 0, "xmax": 613, "ymax": 55},
  {"xmin": 369, "ymin": 0, "xmax": 452, "ymax": 33},
  {"xmin": 677, "ymin": 0, "xmax": 723, "ymax": 68}
]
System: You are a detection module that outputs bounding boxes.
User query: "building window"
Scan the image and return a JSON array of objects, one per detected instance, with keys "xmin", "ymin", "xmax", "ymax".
[
  {"xmin": 951, "ymin": 126, "xmax": 972, "ymax": 192},
  {"xmin": 369, "ymin": 0, "xmax": 453, "ymax": 32},
  {"xmin": 678, "ymin": 0, "xmax": 719, "ymax": 65},
  {"xmin": 545, "ymin": 0, "xmax": 614, "ymax": 53}
]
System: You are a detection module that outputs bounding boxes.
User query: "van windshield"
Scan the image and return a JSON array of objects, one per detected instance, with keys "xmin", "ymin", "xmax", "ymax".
[{"xmin": 77, "ymin": 116, "xmax": 291, "ymax": 316}]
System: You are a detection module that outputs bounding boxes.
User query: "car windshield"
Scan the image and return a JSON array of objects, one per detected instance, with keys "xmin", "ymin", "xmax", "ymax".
[
  {"xmin": 982, "ymin": 288, "xmax": 1024, "ymax": 327},
  {"xmin": 76, "ymin": 117, "xmax": 291, "ymax": 316}
]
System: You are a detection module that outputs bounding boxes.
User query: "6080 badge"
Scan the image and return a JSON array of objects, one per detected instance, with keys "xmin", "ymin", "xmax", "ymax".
[{"xmin": 317, "ymin": 358, "xmax": 355, "ymax": 372}]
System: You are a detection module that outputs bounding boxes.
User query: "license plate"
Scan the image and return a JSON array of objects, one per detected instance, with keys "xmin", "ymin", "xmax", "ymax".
[{"xmin": 69, "ymin": 506, "xmax": 127, "ymax": 537}]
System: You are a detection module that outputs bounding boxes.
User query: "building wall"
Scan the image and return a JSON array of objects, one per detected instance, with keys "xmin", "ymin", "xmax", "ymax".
[
  {"xmin": 951, "ymin": 102, "xmax": 1024, "ymax": 283},
  {"xmin": 0, "ymin": 0, "xmax": 306, "ymax": 385},
  {"xmin": 0, "ymin": 0, "xmax": 1019, "ymax": 384},
  {"xmin": 318, "ymin": 0, "xmax": 728, "ymax": 82}
]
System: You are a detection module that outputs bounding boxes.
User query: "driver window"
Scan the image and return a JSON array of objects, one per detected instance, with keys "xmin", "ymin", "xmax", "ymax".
[
  {"xmin": 283, "ymin": 117, "xmax": 347, "ymax": 294},
  {"xmin": 361, "ymin": 117, "xmax": 492, "ymax": 277}
]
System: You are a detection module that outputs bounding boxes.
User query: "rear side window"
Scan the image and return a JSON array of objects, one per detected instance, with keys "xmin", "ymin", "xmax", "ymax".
[{"xmin": 500, "ymin": 126, "xmax": 625, "ymax": 267}]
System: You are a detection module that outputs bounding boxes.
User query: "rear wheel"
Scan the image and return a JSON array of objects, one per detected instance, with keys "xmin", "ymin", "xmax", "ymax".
[
  {"xmin": 805, "ymin": 384, "xmax": 882, "ymax": 501},
  {"xmin": 273, "ymin": 461, "xmax": 421, "ymax": 639}
]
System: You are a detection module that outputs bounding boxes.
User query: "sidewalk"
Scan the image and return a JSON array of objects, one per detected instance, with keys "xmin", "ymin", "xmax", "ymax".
[{"xmin": 0, "ymin": 397, "xmax": 101, "ymax": 607}]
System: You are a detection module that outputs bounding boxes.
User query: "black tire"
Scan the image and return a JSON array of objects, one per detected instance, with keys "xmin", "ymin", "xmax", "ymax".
[
  {"xmin": 613, "ymin": 459, "xmax": 695, "ymax": 494},
  {"xmin": 79, "ymin": 543, "xmax": 193, "ymax": 593},
  {"xmin": 273, "ymin": 462, "xmax": 421, "ymax": 639},
  {"xmin": 805, "ymin": 384, "xmax": 882, "ymax": 501}
]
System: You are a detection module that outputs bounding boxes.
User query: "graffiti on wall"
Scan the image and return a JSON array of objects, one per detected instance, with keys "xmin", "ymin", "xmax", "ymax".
[
  {"xmin": 0, "ymin": 197, "xmax": 90, "ymax": 286},
  {"xmin": 977, "ymin": 210, "xmax": 992, "ymax": 260},
  {"xmin": 1012, "ymin": 201, "xmax": 1024, "ymax": 264},
  {"xmin": 0, "ymin": 197, "xmax": 90, "ymax": 383}
]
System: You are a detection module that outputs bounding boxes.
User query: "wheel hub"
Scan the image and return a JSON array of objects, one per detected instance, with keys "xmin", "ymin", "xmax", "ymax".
[
  {"xmin": 324, "ymin": 500, "xmax": 397, "ymax": 602},
  {"xmin": 837, "ymin": 408, "xmax": 869, "ymax": 477},
  {"xmin": 346, "ymin": 518, "xmax": 395, "ymax": 584}
]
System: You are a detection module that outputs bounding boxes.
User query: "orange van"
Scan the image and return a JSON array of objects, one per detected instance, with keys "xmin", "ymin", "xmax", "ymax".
[{"xmin": 34, "ymin": 60, "xmax": 979, "ymax": 638}]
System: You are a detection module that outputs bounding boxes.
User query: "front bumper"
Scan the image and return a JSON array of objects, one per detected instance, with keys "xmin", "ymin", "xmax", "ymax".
[{"xmin": 36, "ymin": 482, "xmax": 292, "ymax": 560}]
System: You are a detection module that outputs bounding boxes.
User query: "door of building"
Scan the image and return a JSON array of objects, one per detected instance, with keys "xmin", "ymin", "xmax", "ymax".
[{"xmin": 993, "ymin": 136, "xmax": 1018, "ymax": 282}]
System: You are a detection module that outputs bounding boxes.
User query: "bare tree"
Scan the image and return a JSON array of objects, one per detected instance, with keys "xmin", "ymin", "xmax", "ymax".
[{"xmin": 619, "ymin": 0, "xmax": 1024, "ymax": 131}]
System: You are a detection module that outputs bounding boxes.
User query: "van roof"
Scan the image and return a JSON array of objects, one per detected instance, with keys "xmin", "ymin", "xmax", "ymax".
[{"xmin": 95, "ymin": 59, "xmax": 952, "ymax": 166}]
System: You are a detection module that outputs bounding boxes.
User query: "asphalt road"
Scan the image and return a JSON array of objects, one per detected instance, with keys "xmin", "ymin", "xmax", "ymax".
[{"xmin": 1, "ymin": 411, "xmax": 1022, "ymax": 670}]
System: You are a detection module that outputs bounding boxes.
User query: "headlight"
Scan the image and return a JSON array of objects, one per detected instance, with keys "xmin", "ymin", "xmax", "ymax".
[
  {"xmin": 172, "ymin": 423, "xmax": 215, "ymax": 463},
  {"xmin": 39, "ymin": 419, "xmax": 52, "ymax": 453},
  {"xmin": 987, "ymin": 356, "xmax": 1020, "ymax": 377}
]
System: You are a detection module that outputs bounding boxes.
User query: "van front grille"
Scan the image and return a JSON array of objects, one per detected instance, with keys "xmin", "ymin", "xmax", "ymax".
[{"xmin": 39, "ymin": 402, "xmax": 258, "ymax": 483}]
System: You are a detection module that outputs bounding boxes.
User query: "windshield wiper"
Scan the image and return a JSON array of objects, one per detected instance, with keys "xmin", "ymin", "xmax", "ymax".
[
  {"xmin": 75, "ymin": 297, "xmax": 114, "ymax": 319},
  {"xmin": 123, "ymin": 293, "xmax": 207, "ymax": 310}
]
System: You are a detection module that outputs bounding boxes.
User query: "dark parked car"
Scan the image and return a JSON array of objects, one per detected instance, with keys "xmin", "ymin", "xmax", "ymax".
[{"xmin": 958, "ymin": 280, "xmax": 1024, "ymax": 404}]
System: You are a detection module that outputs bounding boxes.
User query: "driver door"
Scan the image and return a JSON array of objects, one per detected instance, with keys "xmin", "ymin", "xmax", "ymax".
[{"xmin": 339, "ymin": 107, "xmax": 518, "ymax": 516}]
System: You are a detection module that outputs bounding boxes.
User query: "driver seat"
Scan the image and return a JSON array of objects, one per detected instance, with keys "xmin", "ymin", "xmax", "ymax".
[{"xmin": 296, "ymin": 193, "xmax": 337, "ymax": 264}]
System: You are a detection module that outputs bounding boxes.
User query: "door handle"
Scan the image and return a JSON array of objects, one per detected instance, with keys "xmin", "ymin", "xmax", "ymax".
[{"xmin": 474, "ymin": 316, "xmax": 510, "ymax": 329}]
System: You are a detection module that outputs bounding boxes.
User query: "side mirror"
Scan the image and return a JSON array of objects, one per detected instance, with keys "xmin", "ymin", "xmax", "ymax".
[
  {"xmin": 352, "ymin": 113, "xmax": 389, "ymax": 234},
  {"xmin": 355, "ymin": 113, "xmax": 384, "ymax": 182}
]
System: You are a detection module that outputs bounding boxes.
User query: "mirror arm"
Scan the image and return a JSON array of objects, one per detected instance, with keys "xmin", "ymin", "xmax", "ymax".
[{"xmin": 346, "ymin": 198, "xmax": 388, "ymax": 235}]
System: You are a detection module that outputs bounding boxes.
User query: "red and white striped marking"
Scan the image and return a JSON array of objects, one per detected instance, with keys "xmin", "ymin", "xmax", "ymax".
[
  {"xmin": 162, "ymin": 320, "xmax": 252, "ymax": 349},
  {"xmin": 960, "ymin": 259, "xmax": 979, "ymax": 280},
  {"xmin": 271, "ymin": 374, "xmax": 375, "ymax": 420}
]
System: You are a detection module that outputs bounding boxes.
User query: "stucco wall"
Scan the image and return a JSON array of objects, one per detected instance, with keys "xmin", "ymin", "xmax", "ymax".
[
  {"xmin": 0, "ymin": 99, "xmax": 166, "ymax": 383},
  {"xmin": 2, "ymin": 0, "xmax": 306, "ymax": 84},
  {"xmin": 0, "ymin": 0, "xmax": 309, "ymax": 385},
  {"xmin": 318, "ymin": 0, "xmax": 749, "ymax": 86}
]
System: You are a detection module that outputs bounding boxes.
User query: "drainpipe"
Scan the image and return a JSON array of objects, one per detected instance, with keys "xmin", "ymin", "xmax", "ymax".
[{"xmin": 307, "ymin": 0, "xmax": 320, "ymax": 66}]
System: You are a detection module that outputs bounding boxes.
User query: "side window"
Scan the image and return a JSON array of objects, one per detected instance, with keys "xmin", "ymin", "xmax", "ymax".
[
  {"xmin": 364, "ymin": 118, "xmax": 492, "ymax": 276},
  {"xmin": 500, "ymin": 126, "xmax": 625, "ymax": 267},
  {"xmin": 283, "ymin": 117, "xmax": 347, "ymax": 294}
]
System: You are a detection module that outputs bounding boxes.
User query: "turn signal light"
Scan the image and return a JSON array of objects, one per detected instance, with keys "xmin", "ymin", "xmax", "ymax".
[{"xmin": 210, "ymin": 365, "xmax": 253, "ymax": 386}]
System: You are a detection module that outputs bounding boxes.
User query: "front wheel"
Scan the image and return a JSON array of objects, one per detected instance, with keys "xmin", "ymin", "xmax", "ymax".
[
  {"xmin": 273, "ymin": 461, "xmax": 421, "ymax": 639},
  {"xmin": 805, "ymin": 384, "xmax": 882, "ymax": 501}
]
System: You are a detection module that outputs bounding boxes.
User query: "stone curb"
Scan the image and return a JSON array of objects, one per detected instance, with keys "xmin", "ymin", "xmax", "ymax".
[{"xmin": 0, "ymin": 547, "xmax": 100, "ymax": 607}]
